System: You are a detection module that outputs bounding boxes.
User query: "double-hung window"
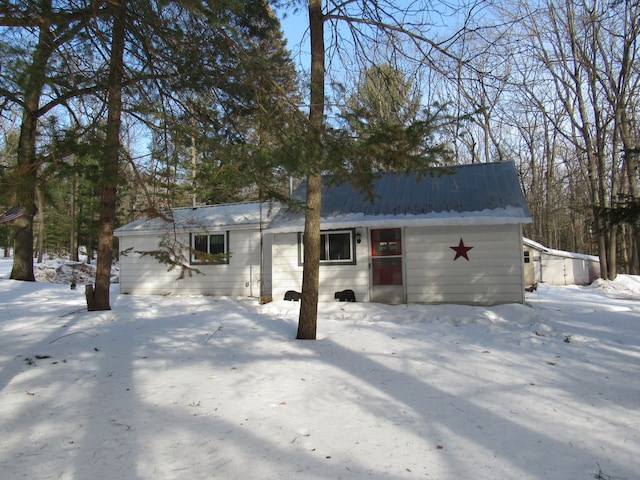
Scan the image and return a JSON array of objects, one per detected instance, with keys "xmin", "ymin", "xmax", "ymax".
[
  {"xmin": 190, "ymin": 232, "xmax": 229, "ymax": 265},
  {"xmin": 298, "ymin": 229, "xmax": 356, "ymax": 265}
]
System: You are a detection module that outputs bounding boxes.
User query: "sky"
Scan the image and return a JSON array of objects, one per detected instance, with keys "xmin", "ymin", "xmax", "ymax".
[{"xmin": 276, "ymin": 7, "xmax": 311, "ymax": 72}]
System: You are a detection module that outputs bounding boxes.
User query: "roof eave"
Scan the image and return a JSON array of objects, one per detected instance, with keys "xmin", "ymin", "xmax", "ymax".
[
  {"xmin": 115, "ymin": 222, "xmax": 263, "ymax": 236},
  {"xmin": 266, "ymin": 215, "xmax": 533, "ymax": 234}
]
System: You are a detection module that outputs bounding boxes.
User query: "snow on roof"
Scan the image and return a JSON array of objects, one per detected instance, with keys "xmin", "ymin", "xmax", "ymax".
[
  {"xmin": 523, "ymin": 237, "xmax": 599, "ymax": 262},
  {"xmin": 115, "ymin": 201, "xmax": 280, "ymax": 235},
  {"xmin": 267, "ymin": 208, "xmax": 531, "ymax": 233},
  {"xmin": 268, "ymin": 161, "xmax": 532, "ymax": 233}
]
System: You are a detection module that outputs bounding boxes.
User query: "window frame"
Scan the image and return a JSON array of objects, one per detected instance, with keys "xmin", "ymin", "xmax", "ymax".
[
  {"xmin": 298, "ymin": 228, "xmax": 357, "ymax": 266},
  {"xmin": 371, "ymin": 228, "xmax": 403, "ymax": 286},
  {"xmin": 190, "ymin": 231, "xmax": 230, "ymax": 265},
  {"xmin": 371, "ymin": 228, "xmax": 402, "ymax": 257}
]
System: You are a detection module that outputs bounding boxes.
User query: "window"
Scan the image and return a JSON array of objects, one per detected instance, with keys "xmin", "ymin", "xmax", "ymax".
[
  {"xmin": 524, "ymin": 251, "xmax": 531, "ymax": 264},
  {"xmin": 298, "ymin": 229, "xmax": 356, "ymax": 265},
  {"xmin": 371, "ymin": 228, "xmax": 402, "ymax": 256},
  {"xmin": 190, "ymin": 232, "xmax": 229, "ymax": 265},
  {"xmin": 371, "ymin": 229, "xmax": 403, "ymax": 286}
]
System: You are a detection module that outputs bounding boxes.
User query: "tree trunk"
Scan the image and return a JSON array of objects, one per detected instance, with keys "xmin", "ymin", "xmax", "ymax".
[
  {"xmin": 36, "ymin": 186, "xmax": 45, "ymax": 263},
  {"xmin": 298, "ymin": 174, "xmax": 322, "ymax": 339},
  {"xmin": 297, "ymin": 0, "xmax": 324, "ymax": 340},
  {"xmin": 589, "ymin": 149, "xmax": 610, "ymax": 279},
  {"xmin": 87, "ymin": 1, "xmax": 126, "ymax": 311},
  {"xmin": 625, "ymin": 148, "xmax": 640, "ymax": 274},
  {"xmin": 10, "ymin": 4, "xmax": 55, "ymax": 281}
]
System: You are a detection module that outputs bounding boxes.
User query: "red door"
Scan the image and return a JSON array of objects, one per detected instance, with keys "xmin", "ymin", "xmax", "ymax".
[{"xmin": 370, "ymin": 228, "xmax": 405, "ymax": 303}]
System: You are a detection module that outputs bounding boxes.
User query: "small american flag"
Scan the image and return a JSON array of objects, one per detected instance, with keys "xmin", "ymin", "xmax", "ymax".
[{"xmin": 0, "ymin": 206, "xmax": 23, "ymax": 223}]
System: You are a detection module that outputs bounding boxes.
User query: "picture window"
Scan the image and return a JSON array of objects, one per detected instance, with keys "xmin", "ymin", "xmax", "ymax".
[
  {"xmin": 298, "ymin": 229, "xmax": 356, "ymax": 265},
  {"xmin": 191, "ymin": 232, "xmax": 229, "ymax": 265}
]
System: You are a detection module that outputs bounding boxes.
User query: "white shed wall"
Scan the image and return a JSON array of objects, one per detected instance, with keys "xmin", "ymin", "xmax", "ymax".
[
  {"xmin": 404, "ymin": 224, "xmax": 525, "ymax": 305},
  {"xmin": 523, "ymin": 240, "xmax": 601, "ymax": 286},
  {"xmin": 538, "ymin": 254, "xmax": 599, "ymax": 286},
  {"xmin": 118, "ymin": 228, "xmax": 269, "ymax": 296}
]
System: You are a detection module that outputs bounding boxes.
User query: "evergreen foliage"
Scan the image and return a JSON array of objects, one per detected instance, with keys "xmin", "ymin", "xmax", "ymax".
[
  {"xmin": 141, "ymin": 0, "xmax": 302, "ymax": 208},
  {"xmin": 324, "ymin": 63, "xmax": 455, "ymax": 201},
  {"xmin": 0, "ymin": 0, "xmax": 301, "ymax": 284},
  {"xmin": 597, "ymin": 195, "xmax": 640, "ymax": 230}
]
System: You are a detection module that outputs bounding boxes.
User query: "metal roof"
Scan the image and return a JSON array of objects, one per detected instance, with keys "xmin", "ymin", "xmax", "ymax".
[
  {"xmin": 115, "ymin": 201, "xmax": 280, "ymax": 235},
  {"xmin": 267, "ymin": 161, "xmax": 532, "ymax": 232},
  {"xmin": 116, "ymin": 163, "xmax": 531, "ymax": 235}
]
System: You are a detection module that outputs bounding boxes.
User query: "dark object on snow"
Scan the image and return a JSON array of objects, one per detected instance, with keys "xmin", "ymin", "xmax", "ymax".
[
  {"xmin": 284, "ymin": 290, "xmax": 301, "ymax": 301},
  {"xmin": 334, "ymin": 289, "xmax": 356, "ymax": 302},
  {"xmin": 525, "ymin": 282, "xmax": 538, "ymax": 292}
]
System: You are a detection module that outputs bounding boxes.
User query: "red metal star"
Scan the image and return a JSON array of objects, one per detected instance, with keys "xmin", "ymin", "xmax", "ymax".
[{"xmin": 450, "ymin": 238, "xmax": 473, "ymax": 261}]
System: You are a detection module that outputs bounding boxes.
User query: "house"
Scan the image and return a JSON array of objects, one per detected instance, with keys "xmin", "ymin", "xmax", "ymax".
[
  {"xmin": 523, "ymin": 237, "xmax": 600, "ymax": 286},
  {"xmin": 115, "ymin": 161, "xmax": 532, "ymax": 305},
  {"xmin": 115, "ymin": 201, "xmax": 279, "ymax": 299},
  {"xmin": 267, "ymin": 161, "xmax": 532, "ymax": 305}
]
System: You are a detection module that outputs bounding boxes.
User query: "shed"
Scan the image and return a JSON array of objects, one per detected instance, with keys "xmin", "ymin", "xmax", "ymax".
[
  {"xmin": 523, "ymin": 238, "xmax": 600, "ymax": 286},
  {"xmin": 267, "ymin": 161, "xmax": 532, "ymax": 305},
  {"xmin": 115, "ymin": 201, "xmax": 279, "ymax": 299}
]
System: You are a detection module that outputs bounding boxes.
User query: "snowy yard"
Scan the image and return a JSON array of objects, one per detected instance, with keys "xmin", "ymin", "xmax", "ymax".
[{"xmin": 0, "ymin": 258, "xmax": 638, "ymax": 479}]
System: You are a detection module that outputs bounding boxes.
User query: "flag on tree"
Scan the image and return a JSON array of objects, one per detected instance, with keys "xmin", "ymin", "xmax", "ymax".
[{"xmin": 0, "ymin": 206, "xmax": 23, "ymax": 223}]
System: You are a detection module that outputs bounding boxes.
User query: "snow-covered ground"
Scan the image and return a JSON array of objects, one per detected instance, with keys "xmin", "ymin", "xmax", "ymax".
[{"xmin": 0, "ymin": 258, "xmax": 638, "ymax": 479}]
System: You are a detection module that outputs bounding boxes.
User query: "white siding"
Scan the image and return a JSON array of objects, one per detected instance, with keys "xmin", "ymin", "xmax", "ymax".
[
  {"xmin": 404, "ymin": 224, "xmax": 525, "ymax": 305},
  {"xmin": 272, "ymin": 225, "xmax": 525, "ymax": 305},
  {"xmin": 272, "ymin": 229, "xmax": 370, "ymax": 302},
  {"xmin": 538, "ymin": 254, "xmax": 599, "ymax": 286},
  {"xmin": 523, "ymin": 240, "xmax": 601, "ymax": 286},
  {"xmin": 119, "ymin": 222, "xmax": 526, "ymax": 304},
  {"xmin": 118, "ymin": 228, "xmax": 267, "ymax": 296}
]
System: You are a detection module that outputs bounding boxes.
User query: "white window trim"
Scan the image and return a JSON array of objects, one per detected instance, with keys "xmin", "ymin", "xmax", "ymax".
[
  {"xmin": 190, "ymin": 231, "xmax": 229, "ymax": 265},
  {"xmin": 298, "ymin": 229, "xmax": 356, "ymax": 266}
]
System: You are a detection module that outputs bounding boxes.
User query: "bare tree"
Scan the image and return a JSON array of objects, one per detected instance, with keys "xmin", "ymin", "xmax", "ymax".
[
  {"xmin": 599, "ymin": 0, "xmax": 640, "ymax": 273},
  {"xmin": 500, "ymin": 0, "xmax": 640, "ymax": 279},
  {"xmin": 443, "ymin": 28, "xmax": 513, "ymax": 164},
  {"xmin": 285, "ymin": 0, "xmax": 481, "ymax": 339}
]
